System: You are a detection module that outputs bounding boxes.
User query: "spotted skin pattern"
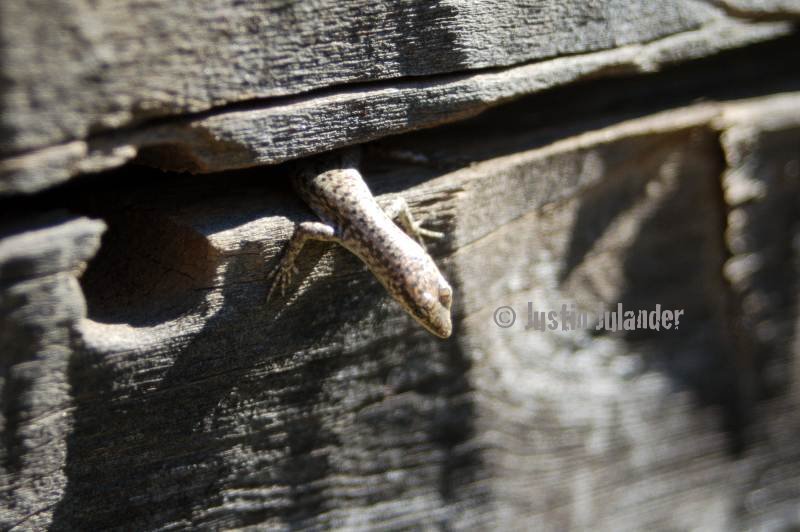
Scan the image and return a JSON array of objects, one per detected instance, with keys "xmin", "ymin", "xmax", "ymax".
[{"xmin": 267, "ymin": 149, "xmax": 453, "ymax": 338}]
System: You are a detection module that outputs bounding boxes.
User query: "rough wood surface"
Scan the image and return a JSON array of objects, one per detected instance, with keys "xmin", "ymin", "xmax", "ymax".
[
  {"xmin": 0, "ymin": 9, "xmax": 796, "ymax": 194},
  {"xmin": 2, "ymin": 3, "xmax": 800, "ymax": 530},
  {"xmin": 0, "ymin": 0, "xmax": 727, "ymax": 157},
  {"xmin": 2, "ymin": 87, "xmax": 799, "ymax": 529},
  {"xmin": 0, "ymin": 215, "xmax": 105, "ymax": 531},
  {"xmin": 715, "ymin": 0, "xmax": 800, "ymax": 19}
]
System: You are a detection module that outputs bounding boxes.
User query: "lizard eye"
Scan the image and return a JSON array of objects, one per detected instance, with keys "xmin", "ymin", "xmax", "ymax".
[{"xmin": 439, "ymin": 285, "xmax": 452, "ymax": 308}]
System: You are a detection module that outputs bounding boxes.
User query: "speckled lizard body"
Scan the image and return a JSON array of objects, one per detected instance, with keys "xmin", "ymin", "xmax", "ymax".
[{"xmin": 267, "ymin": 148, "xmax": 453, "ymax": 338}]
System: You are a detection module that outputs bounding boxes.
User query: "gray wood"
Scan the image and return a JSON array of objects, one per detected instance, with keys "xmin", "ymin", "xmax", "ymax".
[
  {"xmin": 1, "ymin": 0, "xmax": 726, "ymax": 157},
  {"xmin": 0, "ymin": 215, "xmax": 105, "ymax": 531},
  {"xmin": 2, "ymin": 2, "xmax": 800, "ymax": 529},
  {"xmin": 716, "ymin": 0, "xmax": 800, "ymax": 19},
  {"xmin": 2, "ymin": 90, "xmax": 799, "ymax": 529},
  {"xmin": 0, "ymin": 18, "xmax": 793, "ymax": 195},
  {"xmin": 716, "ymin": 94, "xmax": 800, "ymax": 529}
]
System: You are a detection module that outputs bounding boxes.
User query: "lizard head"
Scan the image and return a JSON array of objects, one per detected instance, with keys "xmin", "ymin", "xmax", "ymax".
[{"xmin": 395, "ymin": 255, "xmax": 453, "ymax": 339}]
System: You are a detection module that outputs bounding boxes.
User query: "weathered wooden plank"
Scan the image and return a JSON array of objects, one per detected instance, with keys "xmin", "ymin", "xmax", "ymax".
[
  {"xmin": 716, "ymin": 0, "xmax": 800, "ymax": 20},
  {"xmin": 2, "ymin": 2, "xmax": 799, "ymax": 529},
  {"xmin": 717, "ymin": 95, "xmax": 800, "ymax": 522},
  {"xmin": 0, "ymin": 18, "xmax": 793, "ymax": 196},
  {"xmin": 715, "ymin": 93, "xmax": 800, "ymax": 529},
  {"xmin": 1, "ymin": 0, "xmax": 728, "ymax": 157},
  {"xmin": 2, "ymin": 91, "xmax": 796, "ymax": 529},
  {"xmin": 0, "ymin": 215, "xmax": 105, "ymax": 531}
]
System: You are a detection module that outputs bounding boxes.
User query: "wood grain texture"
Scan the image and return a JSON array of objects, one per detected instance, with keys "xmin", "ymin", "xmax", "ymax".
[
  {"xmin": 0, "ymin": 18, "xmax": 793, "ymax": 195},
  {"xmin": 2, "ymin": 3, "xmax": 800, "ymax": 529},
  {"xmin": 0, "ymin": 215, "xmax": 105, "ymax": 531},
  {"xmin": 1, "ymin": 0, "xmax": 725, "ymax": 157},
  {"xmin": 2, "ymin": 90, "xmax": 799, "ymax": 529},
  {"xmin": 714, "ymin": 0, "xmax": 800, "ymax": 20},
  {"xmin": 717, "ymin": 97, "xmax": 800, "ymax": 528}
]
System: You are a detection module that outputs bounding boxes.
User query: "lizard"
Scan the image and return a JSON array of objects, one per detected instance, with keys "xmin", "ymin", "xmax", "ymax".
[{"xmin": 266, "ymin": 148, "xmax": 453, "ymax": 338}]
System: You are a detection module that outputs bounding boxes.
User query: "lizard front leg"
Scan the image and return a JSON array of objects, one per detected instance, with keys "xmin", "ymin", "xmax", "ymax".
[
  {"xmin": 266, "ymin": 220, "xmax": 339, "ymax": 301},
  {"xmin": 382, "ymin": 197, "xmax": 444, "ymax": 247}
]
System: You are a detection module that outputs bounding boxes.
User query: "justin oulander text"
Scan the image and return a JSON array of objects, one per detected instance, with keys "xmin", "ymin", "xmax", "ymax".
[{"xmin": 524, "ymin": 303, "xmax": 684, "ymax": 332}]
